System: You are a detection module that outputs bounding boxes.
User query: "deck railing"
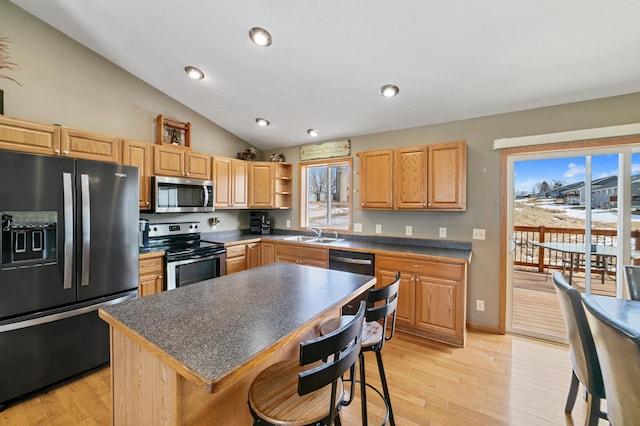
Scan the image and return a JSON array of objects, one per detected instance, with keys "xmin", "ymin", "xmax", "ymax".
[{"xmin": 513, "ymin": 226, "xmax": 640, "ymax": 273}]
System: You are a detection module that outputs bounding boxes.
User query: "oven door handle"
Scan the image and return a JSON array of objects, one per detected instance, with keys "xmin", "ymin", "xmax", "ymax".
[{"xmin": 168, "ymin": 253, "xmax": 221, "ymax": 265}]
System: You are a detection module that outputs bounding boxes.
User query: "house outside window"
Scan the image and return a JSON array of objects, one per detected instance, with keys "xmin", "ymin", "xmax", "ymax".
[{"xmin": 299, "ymin": 158, "xmax": 352, "ymax": 231}]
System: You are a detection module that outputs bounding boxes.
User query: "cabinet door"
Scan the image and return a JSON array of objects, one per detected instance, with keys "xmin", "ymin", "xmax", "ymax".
[
  {"xmin": 395, "ymin": 146, "xmax": 427, "ymax": 209},
  {"xmin": 61, "ymin": 128, "xmax": 120, "ymax": 163},
  {"xmin": 122, "ymin": 140, "xmax": 152, "ymax": 209},
  {"xmin": 153, "ymin": 145, "xmax": 185, "ymax": 177},
  {"xmin": 360, "ymin": 150, "xmax": 394, "ymax": 209},
  {"xmin": 0, "ymin": 116, "xmax": 61, "ymax": 155},
  {"xmin": 415, "ymin": 274, "xmax": 464, "ymax": 345},
  {"xmin": 139, "ymin": 255, "xmax": 164, "ymax": 297},
  {"xmin": 427, "ymin": 141, "xmax": 466, "ymax": 210},
  {"xmin": 246, "ymin": 243, "xmax": 261, "ymax": 269},
  {"xmin": 139, "ymin": 274, "xmax": 163, "ymax": 297},
  {"xmin": 261, "ymin": 242, "xmax": 275, "ymax": 266},
  {"xmin": 377, "ymin": 268, "xmax": 415, "ymax": 326},
  {"xmin": 249, "ymin": 162, "xmax": 275, "ymax": 208},
  {"xmin": 213, "ymin": 156, "xmax": 232, "ymax": 208},
  {"xmin": 186, "ymin": 152, "xmax": 211, "ymax": 180},
  {"xmin": 231, "ymin": 159, "xmax": 248, "ymax": 208},
  {"xmin": 275, "ymin": 243, "xmax": 328, "ymax": 268},
  {"xmin": 226, "ymin": 256, "xmax": 247, "ymax": 274}
]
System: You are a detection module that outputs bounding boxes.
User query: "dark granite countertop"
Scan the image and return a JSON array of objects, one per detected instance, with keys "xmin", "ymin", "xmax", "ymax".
[
  {"xmin": 99, "ymin": 263, "xmax": 374, "ymax": 389},
  {"xmin": 202, "ymin": 230, "xmax": 472, "ymax": 263}
]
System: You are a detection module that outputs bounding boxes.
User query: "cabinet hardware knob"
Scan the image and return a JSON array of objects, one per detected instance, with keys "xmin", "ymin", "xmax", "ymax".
[
  {"xmin": 157, "ymin": 275, "xmax": 162, "ymax": 279},
  {"xmin": 63, "ymin": 150, "xmax": 69, "ymax": 155},
  {"xmin": 54, "ymin": 149, "xmax": 61, "ymax": 154}
]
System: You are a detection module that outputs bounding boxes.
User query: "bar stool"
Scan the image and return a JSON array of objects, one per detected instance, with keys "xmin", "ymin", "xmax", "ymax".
[
  {"xmin": 248, "ymin": 302, "xmax": 366, "ymax": 426},
  {"xmin": 319, "ymin": 272, "xmax": 400, "ymax": 425}
]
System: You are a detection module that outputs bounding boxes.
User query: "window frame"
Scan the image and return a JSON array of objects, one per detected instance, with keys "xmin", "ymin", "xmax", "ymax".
[{"xmin": 298, "ymin": 157, "xmax": 353, "ymax": 232}]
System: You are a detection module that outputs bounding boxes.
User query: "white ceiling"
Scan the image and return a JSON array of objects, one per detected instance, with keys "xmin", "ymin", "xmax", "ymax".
[{"xmin": 10, "ymin": 0, "xmax": 640, "ymax": 151}]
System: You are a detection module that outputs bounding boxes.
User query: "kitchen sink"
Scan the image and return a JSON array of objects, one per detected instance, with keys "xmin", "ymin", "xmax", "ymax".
[
  {"xmin": 282, "ymin": 235, "xmax": 344, "ymax": 244},
  {"xmin": 282, "ymin": 235, "xmax": 318, "ymax": 242}
]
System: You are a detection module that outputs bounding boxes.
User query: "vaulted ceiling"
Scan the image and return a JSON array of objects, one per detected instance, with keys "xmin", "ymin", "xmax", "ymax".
[{"xmin": 11, "ymin": 0, "xmax": 640, "ymax": 150}]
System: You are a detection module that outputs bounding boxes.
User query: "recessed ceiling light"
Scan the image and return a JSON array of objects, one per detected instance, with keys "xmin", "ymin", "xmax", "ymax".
[
  {"xmin": 307, "ymin": 129, "xmax": 320, "ymax": 137},
  {"xmin": 255, "ymin": 118, "xmax": 270, "ymax": 127},
  {"xmin": 249, "ymin": 27, "xmax": 272, "ymax": 47},
  {"xmin": 379, "ymin": 84, "xmax": 399, "ymax": 97},
  {"xmin": 184, "ymin": 66, "xmax": 205, "ymax": 80}
]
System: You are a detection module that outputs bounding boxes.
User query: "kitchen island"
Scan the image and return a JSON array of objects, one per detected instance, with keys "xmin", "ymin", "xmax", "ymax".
[{"xmin": 98, "ymin": 262, "xmax": 375, "ymax": 425}]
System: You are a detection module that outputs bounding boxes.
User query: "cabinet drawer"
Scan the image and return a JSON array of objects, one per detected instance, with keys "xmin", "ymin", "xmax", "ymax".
[
  {"xmin": 276, "ymin": 243, "xmax": 328, "ymax": 262},
  {"xmin": 377, "ymin": 255, "xmax": 463, "ymax": 280},
  {"xmin": 139, "ymin": 256, "xmax": 163, "ymax": 275},
  {"xmin": 226, "ymin": 244, "xmax": 246, "ymax": 258}
]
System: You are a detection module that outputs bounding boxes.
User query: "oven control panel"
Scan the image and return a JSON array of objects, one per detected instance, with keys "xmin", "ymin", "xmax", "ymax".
[{"xmin": 149, "ymin": 222, "xmax": 200, "ymax": 237}]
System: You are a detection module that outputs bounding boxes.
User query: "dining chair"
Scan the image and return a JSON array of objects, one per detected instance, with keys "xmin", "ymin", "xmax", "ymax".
[
  {"xmin": 623, "ymin": 265, "xmax": 640, "ymax": 300},
  {"xmin": 551, "ymin": 272, "xmax": 606, "ymax": 425},
  {"xmin": 248, "ymin": 301, "xmax": 366, "ymax": 426},
  {"xmin": 319, "ymin": 271, "xmax": 401, "ymax": 426},
  {"xmin": 583, "ymin": 296, "xmax": 640, "ymax": 425}
]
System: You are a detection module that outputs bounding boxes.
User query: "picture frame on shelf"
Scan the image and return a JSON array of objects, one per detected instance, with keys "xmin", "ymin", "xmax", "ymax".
[{"xmin": 156, "ymin": 114, "xmax": 191, "ymax": 148}]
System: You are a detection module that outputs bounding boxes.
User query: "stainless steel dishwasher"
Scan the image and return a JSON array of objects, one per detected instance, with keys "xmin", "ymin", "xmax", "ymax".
[{"xmin": 328, "ymin": 249, "xmax": 375, "ymax": 314}]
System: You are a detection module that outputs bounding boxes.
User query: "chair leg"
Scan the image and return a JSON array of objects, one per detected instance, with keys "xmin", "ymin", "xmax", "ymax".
[
  {"xmin": 359, "ymin": 352, "xmax": 368, "ymax": 426},
  {"xmin": 564, "ymin": 370, "xmax": 579, "ymax": 414},
  {"xmin": 586, "ymin": 394, "xmax": 601, "ymax": 426},
  {"xmin": 375, "ymin": 350, "xmax": 395, "ymax": 426}
]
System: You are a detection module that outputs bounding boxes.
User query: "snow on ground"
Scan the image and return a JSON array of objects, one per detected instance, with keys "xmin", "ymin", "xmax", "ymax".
[{"xmin": 516, "ymin": 198, "xmax": 640, "ymax": 223}]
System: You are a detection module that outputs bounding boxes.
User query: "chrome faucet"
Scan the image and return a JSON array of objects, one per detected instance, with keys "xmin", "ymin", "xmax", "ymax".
[{"xmin": 307, "ymin": 227, "xmax": 322, "ymax": 238}]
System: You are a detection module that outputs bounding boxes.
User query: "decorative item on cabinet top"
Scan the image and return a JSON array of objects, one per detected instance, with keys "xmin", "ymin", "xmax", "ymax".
[
  {"xmin": 270, "ymin": 153, "xmax": 285, "ymax": 162},
  {"xmin": 156, "ymin": 114, "xmax": 191, "ymax": 148},
  {"xmin": 300, "ymin": 139, "xmax": 350, "ymax": 161},
  {"xmin": 237, "ymin": 146, "xmax": 258, "ymax": 161}
]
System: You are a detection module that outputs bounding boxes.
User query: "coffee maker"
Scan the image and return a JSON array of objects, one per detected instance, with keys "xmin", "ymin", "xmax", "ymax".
[{"xmin": 250, "ymin": 212, "xmax": 270, "ymax": 235}]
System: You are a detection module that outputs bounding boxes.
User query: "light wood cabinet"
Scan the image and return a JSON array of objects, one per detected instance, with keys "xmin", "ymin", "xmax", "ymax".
[
  {"xmin": 247, "ymin": 242, "xmax": 261, "ymax": 269},
  {"xmin": 0, "ymin": 116, "xmax": 61, "ymax": 156},
  {"xmin": 60, "ymin": 128, "xmax": 121, "ymax": 163},
  {"xmin": 225, "ymin": 243, "xmax": 247, "ymax": 275},
  {"xmin": 359, "ymin": 149, "xmax": 394, "ymax": 209},
  {"xmin": 274, "ymin": 163, "xmax": 292, "ymax": 209},
  {"xmin": 153, "ymin": 145, "xmax": 211, "ymax": 180},
  {"xmin": 139, "ymin": 253, "xmax": 164, "ymax": 297},
  {"xmin": 249, "ymin": 162, "xmax": 275, "ymax": 208},
  {"xmin": 122, "ymin": 140, "xmax": 152, "ymax": 209},
  {"xmin": 376, "ymin": 254, "xmax": 467, "ymax": 347},
  {"xmin": 360, "ymin": 141, "xmax": 467, "ymax": 211},
  {"xmin": 275, "ymin": 243, "xmax": 328, "ymax": 268},
  {"xmin": 261, "ymin": 241, "xmax": 275, "ymax": 266},
  {"xmin": 213, "ymin": 156, "xmax": 248, "ymax": 208}
]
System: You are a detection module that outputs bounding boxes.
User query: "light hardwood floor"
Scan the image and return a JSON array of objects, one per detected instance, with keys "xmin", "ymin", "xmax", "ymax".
[{"xmin": 0, "ymin": 329, "xmax": 607, "ymax": 426}]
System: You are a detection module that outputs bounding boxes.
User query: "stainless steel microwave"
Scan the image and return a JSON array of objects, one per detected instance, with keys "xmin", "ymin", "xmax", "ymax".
[{"xmin": 152, "ymin": 176, "xmax": 215, "ymax": 213}]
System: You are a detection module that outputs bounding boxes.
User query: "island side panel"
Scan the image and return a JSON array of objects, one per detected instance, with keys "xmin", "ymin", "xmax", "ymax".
[{"xmin": 111, "ymin": 327, "xmax": 178, "ymax": 425}]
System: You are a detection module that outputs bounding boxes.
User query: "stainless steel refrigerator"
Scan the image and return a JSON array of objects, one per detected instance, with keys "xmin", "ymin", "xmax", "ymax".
[{"xmin": 0, "ymin": 150, "xmax": 139, "ymax": 408}]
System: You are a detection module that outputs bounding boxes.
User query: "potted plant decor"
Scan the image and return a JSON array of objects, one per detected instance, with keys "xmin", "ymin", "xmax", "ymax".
[{"xmin": 0, "ymin": 34, "xmax": 22, "ymax": 115}]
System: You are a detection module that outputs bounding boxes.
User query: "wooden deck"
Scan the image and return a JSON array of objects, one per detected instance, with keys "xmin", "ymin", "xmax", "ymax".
[{"xmin": 512, "ymin": 268, "xmax": 617, "ymax": 340}]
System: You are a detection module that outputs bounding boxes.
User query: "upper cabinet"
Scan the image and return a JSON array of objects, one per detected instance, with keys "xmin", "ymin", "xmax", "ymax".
[
  {"xmin": 274, "ymin": 163, "xmax": 292, "ymax": 209},
  {"xmin": 249, "ymin": 162, "xmax": 275, "ymax": 208},
  {"xmin": 359, "ymin": 149, "xmax": 394, "ymax": 209},
  {"xmin": 0, "ymin": 116, "xmax": 61, "ymax": 156},
  {"xmin": 60, "ymin": 128, "xmax": 121, "ymax": 163},
  {"xmin": 153, "ymin": 145, "xmax": 211, "ymax": 180},
  {"xmin": 122, "ymin": 139, "xmax": 152, "ymax": 209},
  {"xmin": 213, "ymin": 156, "xmax": 248, "ymax": 209},
  {"xmin": 359, "ymin": 140, "xmax": 466, "ymax": 211}
]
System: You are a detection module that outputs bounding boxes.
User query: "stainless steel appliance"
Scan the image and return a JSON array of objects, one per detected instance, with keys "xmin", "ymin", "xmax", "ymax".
[
  {"xmin": 152, "ymin": 176, "xmax": 214, "ymax": 213},
  {"xmin": 147, "ymin": 222, "xmax": 226, "ymax": 290},
  {"xmin": 0, "ymin": 150, "xmax": 139, "ymax": 409},
  {"xmin": 328, "ymin": 249, "xmax": 375, "ymax": 314}
]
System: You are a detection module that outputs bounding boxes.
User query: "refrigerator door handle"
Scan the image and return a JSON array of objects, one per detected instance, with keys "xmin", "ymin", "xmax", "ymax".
[
  {"xmin": 63, "ymin": 172, "xmax": 74, "ymax": 289},
  {"xmin": 0, "ymin": 291, "xmax": 138, "ymax": 333},
  {"xmin": 81, "ymin": 174, "xmax": 91, "ymax": 286}
]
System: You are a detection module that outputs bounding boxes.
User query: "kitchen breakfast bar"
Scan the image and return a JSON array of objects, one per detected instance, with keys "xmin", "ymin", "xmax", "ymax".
[{"xmin": 98, "ymin": 262, "xmax": 376, "ymax": 425}]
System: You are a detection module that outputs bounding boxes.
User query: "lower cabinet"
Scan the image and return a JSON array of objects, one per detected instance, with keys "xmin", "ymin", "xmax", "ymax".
[
  {"xmin": 225, "ymin": 243, "xmax": 247, "ymax": 275},
  {"xmin": 247, "ymin": 242, "xmax": 261, "ymax": 269},
  {"xmin": 376, "ymin": 254, "xmax": 467, "ymax": 347},
  {"xmin": 275, "ymin": 243, "xmax": 328, "ymax": 268},
  {"xmin": 261, "ymin": 241, "xmax": 275, "ymax": 266},
  {"xmin": 139, "ymin": 253, "xmax": 164, "ymax": 297}
]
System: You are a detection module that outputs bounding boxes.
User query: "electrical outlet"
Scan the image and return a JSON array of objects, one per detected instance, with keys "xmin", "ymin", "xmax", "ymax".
[
  {"xmin": 473, "ymin": 228, "xmax": 486, "ymax": 240},
  {"xmin": 354, "ymin": 223, "xmax": 362, "ymax": 232},
  {"xmin": 375, "ymin": 224, "xmax": 382, "ymax": 234},
  {"xmin": 439, "ymin": 227, "xmax": 447, "ymax": 238},
  {"xmin": 405, "ymin": 226, "xmax": 412, "ymax": 236},
  {"xmin": 286, "ymin": 220, "xmax": 291, "ymax": 228},
  {"xmin": 476, "ymin": 300, "xmax": 485, "ymax": 312}
]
